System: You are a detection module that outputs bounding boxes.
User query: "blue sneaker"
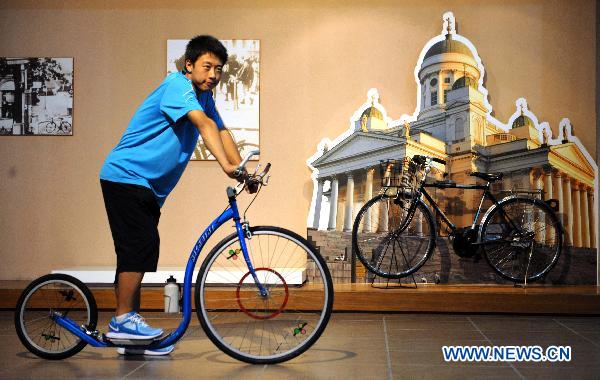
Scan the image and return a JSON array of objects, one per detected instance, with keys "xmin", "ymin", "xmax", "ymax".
[
  {"xmin": 117, "ymin": 345, "xmax": 175, "ymax": 356},
  {"xmin": 106, "ymin": 312, "xmax": 163, "ymax": 340}
]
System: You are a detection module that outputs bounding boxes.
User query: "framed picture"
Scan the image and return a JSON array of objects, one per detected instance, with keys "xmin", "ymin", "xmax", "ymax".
[
  {"xmin": 167, "ymin": 39, "xmax": 260, "ymax": 160},
  {"xmin": 0, "ymin": 58, "xmax": 73, "ymax": 136}
]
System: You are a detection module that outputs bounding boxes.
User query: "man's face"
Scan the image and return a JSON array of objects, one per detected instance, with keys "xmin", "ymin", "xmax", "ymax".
[{"xmin": 185, "ymin": 52, "xmax": 223, "ymax": 92}]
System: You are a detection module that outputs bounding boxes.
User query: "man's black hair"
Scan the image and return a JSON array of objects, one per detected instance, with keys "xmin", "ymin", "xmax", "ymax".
[{"xmin": 185, "ymin": 35, "xmax": 228, "ymax": 65}]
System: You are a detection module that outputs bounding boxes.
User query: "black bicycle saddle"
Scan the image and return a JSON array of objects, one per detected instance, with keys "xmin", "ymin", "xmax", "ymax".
[{"xmin": 469, "ymin": 172, "xmax": 504, "ymax": 182}]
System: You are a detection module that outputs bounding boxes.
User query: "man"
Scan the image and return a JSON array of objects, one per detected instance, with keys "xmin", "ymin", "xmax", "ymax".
[{"xmin": 100, "ymin": 35, "xmax": 241, "ymax": 355}]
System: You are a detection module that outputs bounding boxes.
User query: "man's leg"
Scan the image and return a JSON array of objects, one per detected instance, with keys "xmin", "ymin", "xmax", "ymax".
[
  {"xmin": 102, "ymin": 180, "xmax": 167, "ymax": 348},
  {"xmin": 115, "ymin": 272, "xmax": 144, "ymax": 316}
]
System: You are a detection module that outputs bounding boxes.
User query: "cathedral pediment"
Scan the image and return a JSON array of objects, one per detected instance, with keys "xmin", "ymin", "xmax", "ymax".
[
  {"xmin": 550, "ymin": 143, "xmax": 595, "ymax": 178},
  {"xmin": 311, "ymin": 132, "xmax": 402, "ymax": 167}
]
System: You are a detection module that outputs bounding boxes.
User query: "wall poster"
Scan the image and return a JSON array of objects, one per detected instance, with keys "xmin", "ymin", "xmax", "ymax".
[
  {"xmin": 167, "ymin": 39, "xmax": 260, "ymax": 160},
  {"xmin": 0, "ymin": 58, "xmax": 73, "ymax": 136}
]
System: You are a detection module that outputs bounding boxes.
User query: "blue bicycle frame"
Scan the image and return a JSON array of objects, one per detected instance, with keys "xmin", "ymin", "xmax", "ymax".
[{"xmin": 52, "ymin": 186, "xmax": 266, "ymax": 350}]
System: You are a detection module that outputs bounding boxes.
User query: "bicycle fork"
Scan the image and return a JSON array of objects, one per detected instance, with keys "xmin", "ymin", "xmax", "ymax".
[{"xmin": 229, "ymin": 198, "xmax": 269, "ymax": 298}]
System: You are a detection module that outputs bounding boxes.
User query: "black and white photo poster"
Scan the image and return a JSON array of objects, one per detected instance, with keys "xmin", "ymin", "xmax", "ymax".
[{"xmin": 0, "ymin": 58, "xmax": 73, "ymax": 136}]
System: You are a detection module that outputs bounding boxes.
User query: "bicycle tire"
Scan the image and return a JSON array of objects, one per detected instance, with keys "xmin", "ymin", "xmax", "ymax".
[
  {"xmin": 352, "ymin": 194, "xmax": 436, "ymax": 279},
  {"xmin": 195, "ymin": 226, "xmax": 333, "ymax": 364},
  {"xmin": 45, "ymin": 121, "xmax": 58, "ymax": 134},
  {"xmin": 481, "ymin": 197, "xmax": 563, "ymax": 282},
  {"xmin": 60, "ymin": 121, "xmax": 72, "ymax": 134},
  {"xmin": 14, "ymin": 273, "xmax": 97, "ymax": 360}
]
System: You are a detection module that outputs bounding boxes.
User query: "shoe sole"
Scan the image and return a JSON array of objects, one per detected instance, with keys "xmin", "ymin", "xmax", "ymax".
[
  {"xmin": 106, "ymin": 331, "xmax": 163, "ymax": 340},
  {"xmin": 117, "ymin": 346, "xmax": 174, "ymax": 356}
]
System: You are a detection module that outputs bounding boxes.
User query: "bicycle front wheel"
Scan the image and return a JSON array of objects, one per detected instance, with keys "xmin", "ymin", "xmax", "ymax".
[
  {"xmin": 195, "ymin": 226, "xmax": 333, "ymax": 364},
  {"xmin": 14, "ymin": 274, "xmax": 97, "ymax": 360},
  {"xmin": 352, "ymin": 194, "xmax": 436, "ymax": 278},
  {"xmin": 481, "ymin": 197, "xmax": 563, "ymax": 282},
  {"xmin": 45, "ymin": 121, "xmax": 57, "ymax": 134}
]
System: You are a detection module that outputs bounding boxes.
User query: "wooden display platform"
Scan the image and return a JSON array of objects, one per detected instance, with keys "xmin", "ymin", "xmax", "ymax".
[{"xmin": 2, "ymin": 281, "xmax": 598, "ymax": 314}]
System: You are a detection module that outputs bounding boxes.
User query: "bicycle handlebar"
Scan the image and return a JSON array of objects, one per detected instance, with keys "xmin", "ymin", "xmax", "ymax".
[
  {"xmin": 412, "ymin": 155, "xmax": 446, "ymax": 166},
  {"xmin": 232, "ymin": 150, "xmax": 271, "ymax": 192},
  {"xmin": 233, "ymin": 149, "xmax": 260, "ymax": 178}
]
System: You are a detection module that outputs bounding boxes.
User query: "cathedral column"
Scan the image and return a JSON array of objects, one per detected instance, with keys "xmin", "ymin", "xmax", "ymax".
[
  {"xmin": 580, "ymin": 185, "xmax": 590, "ymax": 248},
  {"xmin": 535, "ymin": 170, "xmax": 546, "ymax": 243},
  {"xmin": 424, "ymin": 79, "xmax": 430, "ymax": 108},
  {"xmin": 343, "ymin": 173, "xmax": 354, "ymax": 232},
  {"xmin": 312, "ymin": 179, "xmax": 324, "ymax": 229},
  {"xmin": 543, "ymin": 168, "xmax": 554, "ymax": 242},
  {"xmin": 588, "ymin": 189, "xmax": 596, "ymax": 248},
  {"xmin": 363, "ymin": 168, "xmax": 374, "ymax": 232},
  {"xmin": 378, "ymin": 196, "xmax": 389, "ymax": 233},
  {"xmin": 572, "ymin": 180, "xmax": 582, "ymax": 247},
  {"xmin": 553, "ymin": 171, "xmax": 564, "ymax": 227},
  {"xmin": 563, "ymin": 176, "xmax": 573, "ymax": 246},
  {"xmin": 533, "ymin": 170, "xmax": 544, "ymax": 242},
  {"xmin": 327, "ymin": 176, "xmax": 339, "ymax": 231},
  {"xmin": 543, "ymin": 168, "xmax": 553, "ymax": 200},
  {"xmin": 438, "ymin": 72, "xmax": 444, "ymax": 105}
]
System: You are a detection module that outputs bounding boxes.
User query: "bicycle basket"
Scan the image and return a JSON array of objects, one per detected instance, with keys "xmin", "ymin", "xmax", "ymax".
[{"xmin": 379, "ymin": 157, "xmax": 423, "ymax": 190}]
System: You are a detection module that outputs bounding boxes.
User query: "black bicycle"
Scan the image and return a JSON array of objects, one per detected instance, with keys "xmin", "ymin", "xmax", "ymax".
[
  {"xmin": 39, "ymin": 116, "xmax": 72, "ymax": 134},
  {"xmin": 352, "ymin": 155, "xmax": 564, "ymax": 283}
]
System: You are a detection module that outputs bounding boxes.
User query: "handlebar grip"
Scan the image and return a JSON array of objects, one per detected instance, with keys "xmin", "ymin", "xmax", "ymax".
[
  {"xmin": 432, "ymin": 157, "xmax": 446, "ymax": 165},
  {"xmin": 261, "ymin": 163, "xmax": 272, "ymax": 177}
]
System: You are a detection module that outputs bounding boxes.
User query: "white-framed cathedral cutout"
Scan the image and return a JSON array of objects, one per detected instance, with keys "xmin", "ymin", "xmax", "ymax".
[{"xmin": 306, "ymin": 12, "xmax": 598, "ymax": 285}]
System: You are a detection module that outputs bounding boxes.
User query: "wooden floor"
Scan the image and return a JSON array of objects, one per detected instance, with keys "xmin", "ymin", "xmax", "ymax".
[{"xmin": 2, "ymin": 281, "xmax": 599, "ymax": 314}]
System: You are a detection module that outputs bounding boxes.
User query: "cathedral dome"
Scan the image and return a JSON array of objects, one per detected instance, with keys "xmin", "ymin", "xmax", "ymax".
[
  {"xmin": 424, "ymin": 37, "xmax": 474, "ymax": 60},
  {"xmin": 359, "ymin": 106, "xmax": 386, "ymax": 132},
  {"xmin": 512, "ymin": 114, "xmax": 534, "ymax": 128}
]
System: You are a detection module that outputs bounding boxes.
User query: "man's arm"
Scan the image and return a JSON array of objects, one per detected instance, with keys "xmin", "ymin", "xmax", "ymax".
[
  {"xmin": 220, "ymin": 128, "xmax": 242, "ymax": 166},
  {"xmin": 187, "ymin": 110, "xmax": 237, "ymax": 177}
]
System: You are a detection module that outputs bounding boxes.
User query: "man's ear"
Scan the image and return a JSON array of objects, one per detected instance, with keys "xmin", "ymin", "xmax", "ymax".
[{"xmin": 184, "ymin": 59, "xmax": 193, "ymax": 74}]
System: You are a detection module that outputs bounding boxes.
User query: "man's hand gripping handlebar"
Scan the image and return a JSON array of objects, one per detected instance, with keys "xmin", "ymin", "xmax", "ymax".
[{"xmin": 233, "ymin": 150, "xmax": 271, "ymax": 194}]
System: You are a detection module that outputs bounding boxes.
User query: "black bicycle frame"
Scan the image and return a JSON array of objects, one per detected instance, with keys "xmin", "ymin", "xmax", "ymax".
[{"xmin": 419, "ymin": 181, "xmax": 507, "ymax": 233}]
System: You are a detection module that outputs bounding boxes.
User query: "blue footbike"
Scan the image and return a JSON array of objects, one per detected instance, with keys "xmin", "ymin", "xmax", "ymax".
[{"xmin": 14, "ymin": 151, "xmax": 334, "ymax": 364}]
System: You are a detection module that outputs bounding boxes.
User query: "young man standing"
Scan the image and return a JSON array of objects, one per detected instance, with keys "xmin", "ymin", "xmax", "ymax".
[{"xmin": 100, "ymin": 35, "xmax": 241, "ymax": 355}]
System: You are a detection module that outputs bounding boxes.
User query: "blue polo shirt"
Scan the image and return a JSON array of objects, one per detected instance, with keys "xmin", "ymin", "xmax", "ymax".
[{"xmin": 100, "ymin": 72, "xmax": 224, "ymax": 207}]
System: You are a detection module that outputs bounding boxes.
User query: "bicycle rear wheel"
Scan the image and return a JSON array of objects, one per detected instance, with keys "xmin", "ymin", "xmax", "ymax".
[
  {"xmin": 352, "ymin": 194, "xmax": 436, "ymax": 278},
  {"xmin": 14, "ymin": 274, "xmax": 97, "ymax": 360},
  {"xmin": 60, "ymin": 121, "xmax": 72, "ymax": 134},
  {"xmin": 195, "ymin": 226, "xmax": 333, "ymax": 364},
  {"xmin": 481, "ymin": 197, "xmax": 563, "ymax": 282}
]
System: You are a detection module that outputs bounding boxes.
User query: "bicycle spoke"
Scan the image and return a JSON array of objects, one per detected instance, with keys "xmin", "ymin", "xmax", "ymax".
[
  {"xmin": 353, "ymin": 195, "xmax": 434, "ymax": 278},
  {"xmin": 482, "ymin": 199, "xmax": 562, "ymax": 282},
  {"xmin": 198, "ymin": 228, "xmax": 331, "ymax": 363},
  {"xmin": 16, "ymin": 275, "xmax": 96, "ymax": 359}
]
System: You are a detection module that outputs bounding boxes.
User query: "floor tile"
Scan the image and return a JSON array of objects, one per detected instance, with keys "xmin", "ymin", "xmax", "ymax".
[{"xmin": 2, "ymin": 311, "xmax": 598, "ymax": 379}]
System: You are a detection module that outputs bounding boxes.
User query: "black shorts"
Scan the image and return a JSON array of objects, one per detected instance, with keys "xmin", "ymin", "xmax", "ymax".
[{"xmin": 101, "ymin": 180, "xmax": 161, "ymax": 280}]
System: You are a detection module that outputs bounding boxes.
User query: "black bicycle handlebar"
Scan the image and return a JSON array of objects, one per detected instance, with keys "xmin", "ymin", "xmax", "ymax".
[{"xmin": 412, "ymin": 155, "xmax": 446, "ymax": 166}]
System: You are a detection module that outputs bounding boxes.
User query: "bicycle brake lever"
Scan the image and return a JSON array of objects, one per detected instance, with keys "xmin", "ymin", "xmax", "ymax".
[{"xmin": 252, "ymin": 164, "xmax": 261, "ymax": 176}]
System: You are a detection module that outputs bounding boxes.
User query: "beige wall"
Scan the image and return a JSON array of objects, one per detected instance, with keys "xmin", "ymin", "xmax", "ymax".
[{"xmin": 0, "ymin": 0, "xmax": 596, "ymax": 280}]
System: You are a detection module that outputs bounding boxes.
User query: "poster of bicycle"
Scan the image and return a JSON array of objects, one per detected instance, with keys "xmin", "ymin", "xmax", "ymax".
[
  {"xmin": 167, "ymin": 39, "xmax": 259, "ymax": 160},
  {"xmin": 0, "ymin": 58, "xmax": 73, "ymax": 136}
]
